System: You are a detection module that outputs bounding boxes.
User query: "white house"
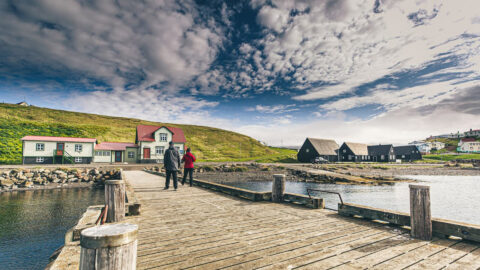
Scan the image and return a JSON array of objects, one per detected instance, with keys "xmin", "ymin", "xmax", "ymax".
[
  {"xmin": 21, "ymin": 136, "xmax": 96, "ymax": 164},
  {"xmin": 135, "ymin": 125, "xmax": 186, "ymax": 163},
  {"xmin": 464, "ymin": 129, "xmax": 480, "ymax": 137},
  {"xmin": 457, "ymin": 138, "xmax": 480, "ymax": 153},
  {"xmin": 93, "ymin": 142, "xmax": 139, "ymax": 163}
]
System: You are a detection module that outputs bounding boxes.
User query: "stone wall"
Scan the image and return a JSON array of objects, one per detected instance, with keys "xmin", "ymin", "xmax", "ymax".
[{"xmin": 0, "ymin": 168, "xmax": 121, "ymax": 191}]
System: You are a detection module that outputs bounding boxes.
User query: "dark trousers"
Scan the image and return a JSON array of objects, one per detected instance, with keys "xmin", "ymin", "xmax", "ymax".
[
  {"xmin": 165, "ymin": 170, "xmax": 178, "ymax": 189},
  {"xmin": 182, "ymin": 168, "xmax": 194, "ymax": 186}
]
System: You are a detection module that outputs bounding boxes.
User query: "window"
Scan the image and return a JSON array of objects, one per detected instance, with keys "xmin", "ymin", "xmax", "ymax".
[
  {"xmin": 348, "ymin": 155, "xmax": 352, "ymax": 160},
  {"xmin": 343, "ymin": 149, "xmax": 346, "ymax": 153},
  {"xmin": 103, "ymin": 151, "xmax": 110, "ymax": 156},
  {"xmin": 95, "ymin": 151, "xmax": 102, "ymax": 156},
  {"xmin": 36, "ymin": 157, "xmax": 44, "ymax": 163},
  {"xmin": 179, "ymin": 149, "xmax": 184, "ymax": 155},
  {"xmin": 128, "ymin": 151, "xmax": 135, "ymax": 158},
  {"xmin": 381, "ymin": 155, "xmax": 385, "ymax": 160},
  {"xmin": 36, "ymin": 143, "xmax": 45, "ymax": 151},
  {"xmin": 75, "ymin": 157, "xmax": 82, "ymax": 163},
  {"xmin": 175, "ymin": 146, "xmax": 180, "ymax": 152},
  {"xmin": 159, "ymin": 133, "xmax": 167, "ymax": 142},
  {"xmin": 156, "ymin": 146, "xmax": 164, "ymax": 155},
  {"xmin": 75, "ymin": 144, "xmax": 83, "ymax": 152},
  {"xmin": 402, "ymin": 155, "xmax": 405, "ymax": 158}
]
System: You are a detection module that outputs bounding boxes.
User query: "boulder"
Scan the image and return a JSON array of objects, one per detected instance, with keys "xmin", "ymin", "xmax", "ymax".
[
  {"xmin": 0, "ymin": 178, "xmax": 14, "ymax": 188},
  {"xmin": 21, "ymin": 181, "xmax": 34, "ymax": 188}
]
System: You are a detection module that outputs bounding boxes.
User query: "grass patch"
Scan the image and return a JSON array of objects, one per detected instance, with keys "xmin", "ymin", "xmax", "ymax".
[
  {"xmin": 423, "ymin": 154, "xmax": 480, "ymax": 161},
  {"xmin": 0, "ymin": 104, "xmax": 292, "ymax": 164}
]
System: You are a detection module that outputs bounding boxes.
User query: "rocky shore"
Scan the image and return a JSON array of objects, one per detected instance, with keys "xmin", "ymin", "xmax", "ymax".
[{"xmin": 0, "ymin": 168, "xmax": 122, "ymax": 192}]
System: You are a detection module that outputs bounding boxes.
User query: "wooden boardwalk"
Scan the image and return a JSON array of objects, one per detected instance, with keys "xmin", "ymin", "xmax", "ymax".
[{"xmin": 124, "ymin": 171, "xmax": 480, "ymax": 270}]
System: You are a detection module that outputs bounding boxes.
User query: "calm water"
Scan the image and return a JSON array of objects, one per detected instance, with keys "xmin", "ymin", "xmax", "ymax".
[
  {"xmin": 0, "ymin": 188, "xmax": 104, "ymax": 270},
  {"xmin": 223, "ymin": 175, "xmax": 480, "ymax": 225}
]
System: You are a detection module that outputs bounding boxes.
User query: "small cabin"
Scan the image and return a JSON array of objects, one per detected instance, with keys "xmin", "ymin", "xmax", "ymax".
[
  {"xmin": 368, "ymin": 144, "xmax": 395, "ymax": 162},
  {"xmin": 297, "ymin": 138, "xmax": 339, "ymax": 163},
  {"xmin": 393, "ymin": 145, "xmax": 422, "ymax": 161},
  {"xmin": 338, "ymin": 142, "xmax": 369, "ymax": 162}
]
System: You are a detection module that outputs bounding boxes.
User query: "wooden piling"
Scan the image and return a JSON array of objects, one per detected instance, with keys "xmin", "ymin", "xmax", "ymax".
[
  {"xmin": 105, "ymin": 180, "xmax": 125, "ymax": 223},
  {"xmin": 409, "ymin": 184, "xmax": 432, "ymax": 240},
  {"xmin": 272, "ymin": 174, "xmax": 285, "ymax": 203},
  {"xmin": 80, "ymin": 223, "xmax": 138, "ymax": 270}
]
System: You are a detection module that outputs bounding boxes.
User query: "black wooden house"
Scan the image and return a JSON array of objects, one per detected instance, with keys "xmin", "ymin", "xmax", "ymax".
[
  {"xmin": 338, "ymin": 142, "xmax": 369, "ymax": 162},
  {"xmin": 368, "ymin": 144, "xmax": 395, "ymax": 162},
  {"xmin": 393, "ymin": 145, "xmax": 422, "ymax": 161},
  {"xmin": 297, "ymin": 138, "xmax": 339, "ymax": 163}
]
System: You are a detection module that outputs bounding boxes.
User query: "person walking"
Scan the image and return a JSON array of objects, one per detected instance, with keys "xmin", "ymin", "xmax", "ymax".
[
  {"xmin": 163, "ymin": 141, "xmax": 181, "ymax": 190},
  {"xmin": 182, "ymin": 148, "xmax": 196, "ymax": 187}
]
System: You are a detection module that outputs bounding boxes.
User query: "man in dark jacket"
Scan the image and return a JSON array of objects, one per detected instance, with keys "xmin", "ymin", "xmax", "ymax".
[{"xmin": 163, "ymin": 141, "xmax": 181, "ymax": 190}]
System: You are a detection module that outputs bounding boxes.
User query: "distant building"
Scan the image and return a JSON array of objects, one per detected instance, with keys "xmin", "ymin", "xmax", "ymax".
[
  {"xmin": 297, "ymin": 138, "xmax": 339, "ymax": 163},
  {"xmin": 393, "ymin": 145, "xmax": 422, "ymax": 162},
  {"xmin": 457, "ymin": 138, "xmax": 480, "ymax": 153},
  {"xmin": 136, "ymin": 125, "xmax": 186, "ymax": 163},
  {"xmin": 338, "ymin": 142, "xmax": 369, "ymax": 162},
  {"xmin": 464, "ymin": 129, "xmax": 480, "ymax": 137},
  {"xmin": 368, "ymin": 144, "xmax": 395, "ymax": 162},
  {"xmin": 21, "ymin": 136, "xmax": 96, "ymax": 164},
  {"xmin": 21, "ymin": 125, "xmax": 187, "ymax": 164},
  {"xmin": 16, "ymin": 101, "xmax": 29, "ymax": 106}
]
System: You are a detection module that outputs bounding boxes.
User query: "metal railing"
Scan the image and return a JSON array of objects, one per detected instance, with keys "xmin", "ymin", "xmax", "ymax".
[{"xmin": 306, "ymin": 188, "xmax": 344, "ymax": 210}]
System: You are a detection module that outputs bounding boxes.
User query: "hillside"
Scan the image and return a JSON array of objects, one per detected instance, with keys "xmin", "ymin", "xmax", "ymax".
[{"xmin": 0, "ymin": 104, "xmax": 297, "ymax": 164}]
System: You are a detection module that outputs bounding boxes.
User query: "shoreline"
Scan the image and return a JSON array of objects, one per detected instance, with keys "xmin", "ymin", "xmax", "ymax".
[{"xmin": 0, "ymin": 182, "xmax": 100, "ymax": 193}]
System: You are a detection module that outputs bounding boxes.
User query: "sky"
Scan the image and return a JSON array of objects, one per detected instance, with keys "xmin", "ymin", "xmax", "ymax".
[{"xmin": 1, "ymin": 0, "xmax": 480, "ymax": 146}]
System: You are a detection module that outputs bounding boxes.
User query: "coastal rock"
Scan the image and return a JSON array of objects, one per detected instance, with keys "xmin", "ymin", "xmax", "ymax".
[
  {"xmin": 21, "ymin": 181, "xmax": 33, "ymax": 188},
  {"xmin": 0, "ymin": 178, "xmax": 14, "ymax": 188}
]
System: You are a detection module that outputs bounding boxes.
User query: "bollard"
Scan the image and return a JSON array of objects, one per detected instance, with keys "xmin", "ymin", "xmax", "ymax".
[
  {"xmin": 105, "ymin": 180, "xmax": 125, "ymax": 223},
  {"xmin": 272, "ymin": 174, "xmax": 285, "ymax": 203},
  {"xmin": 80, "ymin": 223, "xmax": 138, "ymax": 270},
  {"xmin": 409, "ymin": 185, "xmax": 432, "ymax": 240}
]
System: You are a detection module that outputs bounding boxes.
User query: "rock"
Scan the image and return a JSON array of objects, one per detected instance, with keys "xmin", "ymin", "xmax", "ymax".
[
  {"xmin": 69, "ymin": 178, "xmax": 78, "ymax": 183},
  {"xmin": 52, "ymin": 178, "xmax": 61, "ymax": 183},
  {"xmin": 67, "ymin": 174, "xmax": 75, "ymax": 179},
  {"xmin": 0, "ymin": 178, "xmax": 14, "ymax": 188},
  {"xmin": 11, "ymin": 185, "xmax": 18, "ymax": 189},
  {"xmin": 0, "ymin": 176, "xmax": 5, "ymax": 181},
  {"xmin": 22, "ymin": 181, "xmax": 33, "ymax": 188}
]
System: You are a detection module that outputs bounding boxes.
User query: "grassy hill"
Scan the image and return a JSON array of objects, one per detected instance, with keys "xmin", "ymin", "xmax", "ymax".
[{"xmin": 0, "ymin": 103, "xmax": 297, "ymax": 164}]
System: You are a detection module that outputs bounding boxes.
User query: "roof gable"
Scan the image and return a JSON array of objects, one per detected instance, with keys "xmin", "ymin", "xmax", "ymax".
[
  {"xmin": 344, "ymin": 142, "xmax": 368, "ymax": 155},
  {"xmin": 367, "ymin": 144, "xmax": 393, "ymax": 156},
  {"xmin": 21, "ymin": 135, "xmax": 96, "ymax": 143},
  {"xmin": 136, "ymin": 125, "xmax": 186, "ymax": 143},
  {"xmin": 306, "ymin": 138, "xmax": 338, "ymax": 155},
  {"xmin": 394, "ymin": 145, "xmax": 419, "ymax": 155}
]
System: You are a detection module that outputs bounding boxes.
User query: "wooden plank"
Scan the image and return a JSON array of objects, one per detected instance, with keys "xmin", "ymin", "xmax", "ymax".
[
  {"xmin": 406, "ymin": 241, "xmax": 478, "ymax": 269},
  {"xmin": 409, "ymin": 185, "xmax": 432, "ymax": 240},
  {"xmin": 338, "ymin": 203, "xmax": 410, "ymax": 226},
  {"xmin": 446, "ymin": 247, "xmax": 480, "ymax": 269},
  {"xmin": 432, "ymin": 218, "xmax": 480, "ymax": 243},
  {"xmin": 284, "ymin": 193, "xmax": 325, "ymax": 209}
]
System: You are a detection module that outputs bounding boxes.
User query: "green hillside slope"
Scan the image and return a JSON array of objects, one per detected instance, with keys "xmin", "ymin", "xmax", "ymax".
[{"xmin": 0, "ymin": 104, "xmax": 296, "ymax": 164}]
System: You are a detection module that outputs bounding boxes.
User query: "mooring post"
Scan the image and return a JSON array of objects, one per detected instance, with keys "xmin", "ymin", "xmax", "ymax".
[
  {"xmin": 105, "ymin": 180, "xmax": 125, "ymax": 223},
  {"xmin": 79, "ymin": 223, "xmax": 138, "ymax": 270},
  {"xmin": 409, "ymin": 184, "xmax": 432, "ymax": 240},
  {"xmin": 272, "ymin": 174, "xmax": 285, "ymax": 203}
]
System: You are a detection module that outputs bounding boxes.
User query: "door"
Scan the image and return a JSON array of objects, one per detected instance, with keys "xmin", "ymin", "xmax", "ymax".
[
  {"xmin": 143, "ymin": 148, "xmax": 150, "ymax": 159},
  {"xmin": 115, "ymin": 151, "xmax": 122, "ymax": 162},
  {"xmin": 56, "ymin": 143, "xmax": 64, "ymax": 155}
]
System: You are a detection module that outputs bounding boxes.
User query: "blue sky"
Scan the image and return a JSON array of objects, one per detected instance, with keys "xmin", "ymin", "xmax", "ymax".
[{"xmin": 1, "ymin": 0, "xmax": 480, "ymax": 145}]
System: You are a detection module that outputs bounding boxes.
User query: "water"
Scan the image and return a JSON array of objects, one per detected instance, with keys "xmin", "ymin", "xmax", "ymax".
[
  {"xmin": 0, "ymin": 188, "xmax": 104, "ymax": 270},
  {"xmin": 223, "ymin": 175, "xmax": 480, "ymax": 225}
]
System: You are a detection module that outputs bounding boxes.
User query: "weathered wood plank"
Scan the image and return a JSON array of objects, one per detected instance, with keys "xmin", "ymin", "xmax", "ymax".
[
  {"xmin": 338, "ymin": 203, "xmax": 410, "ymax": 226},
  {"xmin": 406, "ymin": 241, "xmax": 478, "ymax": 269},
  {"xmin": 410, "ymin": 185, "xmax": 432, "ymax": 240},
  {"xmin": 446, "ymin": 247, "xmax": 480, "ymax": 269}
]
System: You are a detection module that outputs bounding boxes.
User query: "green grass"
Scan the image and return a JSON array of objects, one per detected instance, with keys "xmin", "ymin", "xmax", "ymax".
[
  {"xmin": 423, "ymin": 153, "xmax": 480, "ymax": 161},
  {"xmin": 0, "ymin": 104, "xmax": 296, "ymax": 164}
]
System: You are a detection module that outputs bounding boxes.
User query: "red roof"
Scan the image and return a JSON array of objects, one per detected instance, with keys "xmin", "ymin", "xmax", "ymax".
[
  {"xmin": 136, "ymin": 125, "xmax": 186, "ymax": 143},
  {"xmin": 461, "ymin": 138, "xmax": 476, "ymax": 142},
  {"xmin": 95, "ymin": 142, "xmax": 138, "ymax": 150},
  {"xmin": 21, "ymin": 135, "xmax": 96, "ymax": 143}
]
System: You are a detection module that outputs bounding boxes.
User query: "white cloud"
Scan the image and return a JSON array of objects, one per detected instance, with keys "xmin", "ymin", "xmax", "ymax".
[{"xmin": 247, "ymin": 104, "xmax": 298, "ymax": 114}]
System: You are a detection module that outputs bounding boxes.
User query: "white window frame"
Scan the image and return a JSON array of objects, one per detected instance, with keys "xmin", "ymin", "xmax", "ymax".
[
  {"xmin": 128, "ymin": 151, "xmax": 135, "ymax": 158},
  {"xmin": 306, "ymin": 148, "xmax": 310, "ymax": 153},
  {"xmin": 159, "ymin": 133, "xmax": 168, "ymax": 142},
  {"xmin": 75, "ymin": 157, "xmax": 82, "ymax": 163},
  {"xmin": 156, "ymin": 146, "xmax": 164, "ymax": 155},
  {"xmin": 36, "ymin": 157, "xmax": 44, "ymax": 163},
  {"xmin": 95, "ymin": 151, "xmax": 102, "ymax": 156},
  {"xmin": 36, "ymin": 143, "xmax": 45, "ymax": 151},
  {"xmin": 381, "ymin": 155, "xmax": 385, "ymax": 160},
  {"xmin": 75, "ymin": 144, "xmax": 83, "ymax": 152}
]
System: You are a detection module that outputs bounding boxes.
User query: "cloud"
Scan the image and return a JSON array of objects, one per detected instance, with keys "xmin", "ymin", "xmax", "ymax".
[
  {"xmin": 247, "ymin": 104, "xmax": 298, "ymax": 114},
  {"xmin": 0, "ymin": 0, "xmax": 225, "ymax": 91}
]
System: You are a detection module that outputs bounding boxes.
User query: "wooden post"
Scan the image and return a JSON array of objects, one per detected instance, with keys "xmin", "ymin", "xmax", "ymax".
[
  {"xmin": 272, "ymin": 174, "xmax": 285, "ymax": 203},
  {"xmin": 105, "ymin": 180, "xmax": 125, "ymax": 223},
  {"xmin": 80, "ymin": 223, "xmax": 138, "ymax": 270},
  {"xmin": 409, "ymin": 185, "xmax": 432, "ymax": 240}
]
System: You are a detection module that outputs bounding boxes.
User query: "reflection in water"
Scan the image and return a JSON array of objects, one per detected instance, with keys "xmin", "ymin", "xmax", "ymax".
[
  {"xmin": 223, "ymin": 175, "xmax": 480, "ymax": 225},
  {"xmin": 0, "ymin": 188, "xmax": 104, "ymax": 270}
]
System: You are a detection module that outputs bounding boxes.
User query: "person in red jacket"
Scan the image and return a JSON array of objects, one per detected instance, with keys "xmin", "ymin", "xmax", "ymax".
[{"xmin": 181, "ymin": 147, "xmax": 196, "ymax": 187}]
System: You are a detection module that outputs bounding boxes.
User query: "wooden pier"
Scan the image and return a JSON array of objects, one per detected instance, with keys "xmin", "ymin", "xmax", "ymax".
[{"xmin": 121, "ymin": 171, "xmax": 480, "ymax": 269}]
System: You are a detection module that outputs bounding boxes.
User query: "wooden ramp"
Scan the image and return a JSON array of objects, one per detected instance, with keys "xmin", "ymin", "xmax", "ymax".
[{"xmin": 124, "ymin": 171, "xmax": 480, "ymax": 270}]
